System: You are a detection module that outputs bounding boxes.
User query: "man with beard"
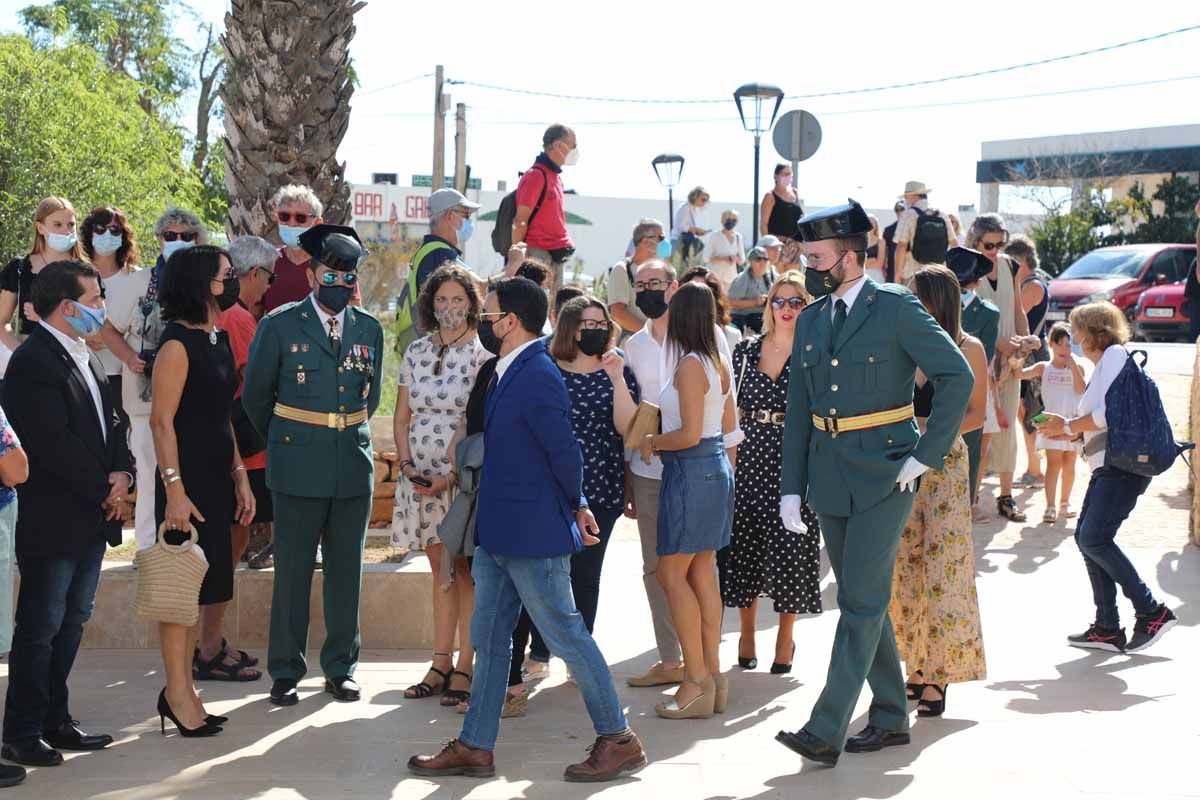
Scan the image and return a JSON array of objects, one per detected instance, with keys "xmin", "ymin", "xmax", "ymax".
[{"xmin": 774, "ymin": 200, "xmax": 972, "ymax": 767}]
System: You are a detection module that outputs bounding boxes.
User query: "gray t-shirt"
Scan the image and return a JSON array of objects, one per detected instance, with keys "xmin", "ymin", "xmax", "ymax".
[{"xmin": 727, "ymin": 267, "xmax": 776, "ymax": 318}]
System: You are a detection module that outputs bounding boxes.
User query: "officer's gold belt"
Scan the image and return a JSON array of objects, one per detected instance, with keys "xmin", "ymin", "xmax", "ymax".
[
  {"xmin": 811, "ymin": 404, "xmax": 914, "ymax": 435},
  {"xmin": 274, "ymin": 402, "xmax": 367, "ymax": 431}
]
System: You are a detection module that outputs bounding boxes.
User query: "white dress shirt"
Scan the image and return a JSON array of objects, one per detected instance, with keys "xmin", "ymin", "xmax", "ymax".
[
  {"xmin": 495, "ymin": 337, "xmax": 538, "ymax": 383},
  {"xmin": 831, "ymin": 275, "xmax": 869, "ymax": 320},
  {"xmin": 40, "ymin": 320, "xmax": 106, "ymax": 441},
  {"xmin": 310, "ymin": 295, "xmax": 346, "ymax": 342},
  {"xmin": 1077, "ymin": 344, "xmax": 1127, "ymax": 470}
]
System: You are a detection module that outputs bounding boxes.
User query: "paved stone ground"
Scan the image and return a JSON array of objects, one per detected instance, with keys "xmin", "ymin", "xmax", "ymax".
[{"xmin": 0, "ymin": 375, "xmax": 1196, "ymax": 800}]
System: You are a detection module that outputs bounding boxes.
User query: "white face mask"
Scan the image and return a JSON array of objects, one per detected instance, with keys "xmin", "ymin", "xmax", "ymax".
[{"xmin": 564, "ymin": 146, "xmax": 580, "ymax": 166}]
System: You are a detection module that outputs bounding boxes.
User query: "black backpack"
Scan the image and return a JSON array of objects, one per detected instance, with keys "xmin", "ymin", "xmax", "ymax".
[
  {"xmin": 491, "ymin": 165, "xmax": 549, "ymax": 255},
  {"xmin": 911, "ymin": 208, "xmax": 950, "ymax": 265}
]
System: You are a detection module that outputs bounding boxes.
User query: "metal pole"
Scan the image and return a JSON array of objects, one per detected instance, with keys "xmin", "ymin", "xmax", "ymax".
[
  {"xmin": 752, "ymin": 133, "xmax": 761, "ymax": 246},
  {"xmin": 453, "ymin": 102, "xmax": 466, "ymax": 193},
  {"xmin": 432, "ymin": 65, "xmax": 445, "ymax": 190},
  {"xmin": 667, "ymin": 187, "xmax": 674, "ymax": 233}
]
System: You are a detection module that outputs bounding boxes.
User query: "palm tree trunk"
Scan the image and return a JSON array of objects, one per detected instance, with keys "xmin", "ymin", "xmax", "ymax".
[{"xmin": 221, "ymin": 0, "xmax": 366, "ymax": 237}]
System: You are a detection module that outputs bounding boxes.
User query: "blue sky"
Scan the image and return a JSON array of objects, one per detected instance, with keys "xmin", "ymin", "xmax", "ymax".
[{"xmin": 3, "ymin": 0, "xmax": 1198, "ymax": 214}]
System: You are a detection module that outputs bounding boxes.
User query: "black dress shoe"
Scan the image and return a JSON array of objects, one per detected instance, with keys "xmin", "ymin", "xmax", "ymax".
[
  {"xmin": 43, "ymin": 721, "xmax": 113, "ymax": 751},
  {"xmin": 325, "ymin": 676, "xmax": 361, "ymax": 702},
  {"xmin": 844, "ymin": 725, "xmax": 911, "ymax": 753},
  {"xmin": 775, "ymin": 728, "xmax": 839, "ymax": 766},
  {"xmin": 1, "ymin": 738, "xmax": 64, "ymax": 767},
  {"xmin": 0, "ymin": 763, "xmax": 25, "ymax": 787},
  {"xmin": 269, "ymin": 679, "xmax": 299, "ymax": 707}
]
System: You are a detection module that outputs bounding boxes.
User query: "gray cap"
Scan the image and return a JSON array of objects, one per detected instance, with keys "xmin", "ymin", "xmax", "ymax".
[
  {"xmin": 758, "ymin": 234, "xmax": 782, "ymax": 247},
  {"xmin": 748, "ymin": 246, "xmax": 769, "ymax": 260},
  {"xmin": 428, "ymin": 188, "xmax": 480, "ymax": 218}
]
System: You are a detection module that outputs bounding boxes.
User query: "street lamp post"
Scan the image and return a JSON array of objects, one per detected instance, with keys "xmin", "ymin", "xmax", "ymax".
[
  {"xmin": 733, "ymin": 83, "xmax": 784, "ymax": 246},
  {"xmin": 651, "ymin": 154, "xmax": 685, "ymax": 231}
]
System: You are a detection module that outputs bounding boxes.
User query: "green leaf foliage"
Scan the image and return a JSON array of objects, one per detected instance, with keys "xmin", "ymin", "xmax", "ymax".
[{"xmin": 0, "ymin": 35, "xmax": 202, "ymax": 263}]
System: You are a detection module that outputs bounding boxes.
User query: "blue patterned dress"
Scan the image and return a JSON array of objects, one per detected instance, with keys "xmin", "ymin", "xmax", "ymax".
[{"xmin": 0, "ymin": 408, "xmax": 22, "ymax": 653}]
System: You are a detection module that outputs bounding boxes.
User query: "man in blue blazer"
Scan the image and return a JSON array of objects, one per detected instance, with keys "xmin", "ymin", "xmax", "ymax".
[{"xmin": 408, "ymin": 277, "xmax": 647, "ymax": 783}]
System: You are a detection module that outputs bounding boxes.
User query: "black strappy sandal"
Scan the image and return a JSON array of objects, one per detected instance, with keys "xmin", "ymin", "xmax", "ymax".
[
  {"xmin": 441, "ymin": 670, "xmax": 472, "ymax": 707},
  {"xmin": 193, "ymin": 651, "xmax": 262, "ymax": 682},
  {"xmin": 917, "ymin": 685, "xmax": 947, "ymax": 718},
  {"xmin": 997, "ymin": 495, "xmax": 1027, "ymax": 523},
  {"xmin": 906, "ymin": 671, "xmax": 925, "ymax": 701},
  {"xmin": 405, "ymin": 654, "xmax": 451, "ymax": 699}
]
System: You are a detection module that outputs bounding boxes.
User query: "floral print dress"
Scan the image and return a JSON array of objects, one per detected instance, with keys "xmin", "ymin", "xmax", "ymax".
[{"xmin": 391, "ymin": 334, "xmax": 488, "ymax": 550}]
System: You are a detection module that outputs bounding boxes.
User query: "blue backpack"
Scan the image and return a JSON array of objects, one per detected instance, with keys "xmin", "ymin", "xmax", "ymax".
[{"xmin": 1095, "ymin": 350, "xmax": 1193, "ymax": 477}]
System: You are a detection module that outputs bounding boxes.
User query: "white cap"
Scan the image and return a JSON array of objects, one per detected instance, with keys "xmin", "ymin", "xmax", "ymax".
[{"xmin": 429, "ymin": 188, "xmax": 480, "ymax": 218}]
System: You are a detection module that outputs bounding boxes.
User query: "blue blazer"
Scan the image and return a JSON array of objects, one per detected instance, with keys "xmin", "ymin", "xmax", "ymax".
[{"xmin": 476, "ymin": 339, "xmax": 585, "ymax": 558}]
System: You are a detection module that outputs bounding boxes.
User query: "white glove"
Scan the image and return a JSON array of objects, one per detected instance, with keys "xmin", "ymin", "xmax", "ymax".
[
  {"xmin": 780, "ymin": 494, "xmax": 806, "ymax": 533},
  {"xmin": 896, "ymin": 456, "xmax": 930, "ymax": 493}
]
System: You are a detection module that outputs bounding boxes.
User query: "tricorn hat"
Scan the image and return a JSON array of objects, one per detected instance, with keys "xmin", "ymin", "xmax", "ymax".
[
  {"xmin": 796, "ymin": 199, "xmax": 873, "ymax": 243},
  {"xmin": 945, "ymin": 246, "xmax": 992, "ymax": 287},
  {"xmin": 298, "ymin": 224, "xmax": 367, "ymax": 272}
]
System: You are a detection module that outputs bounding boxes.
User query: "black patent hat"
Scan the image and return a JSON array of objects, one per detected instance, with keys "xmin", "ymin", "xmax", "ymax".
[
  {"xmin": 796, "ymin": 198, "xmax": 873, "ymax": 243},
  {"xmin": 945, "ymin": 246, "xmax": 992, "ymax": 286},
  {"xmin": 298, "ymin": 224, "xmax": 367, "ymax": 272}
]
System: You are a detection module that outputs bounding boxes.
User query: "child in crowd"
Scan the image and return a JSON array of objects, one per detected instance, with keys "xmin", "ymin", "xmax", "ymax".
[{"xmin": 1017, "ymin": 323, "xmax": 1085, "ymax": 523}]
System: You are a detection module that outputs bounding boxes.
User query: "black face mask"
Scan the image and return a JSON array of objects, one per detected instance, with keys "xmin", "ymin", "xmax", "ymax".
[
  {"xmin": 577, "ymin": 328, "xmax": 609, "ymax": 357},
  {"xmin": 316, "ymin": 284, "xmax": 354, "ymax": 314},
  {"xmin": 216, "ymin": 276, "xmax": 240, "ymax": 312},
  {"xmin": 478, "ymin": 316, "xmax": 505, "ymax": 355},
  {"xmin": 804, "ymin": 251, "xmax": 849, "ymax": 298},
  {"xmin": 635, "ymin": 290, "xmax": 668, "ymax": 320}
]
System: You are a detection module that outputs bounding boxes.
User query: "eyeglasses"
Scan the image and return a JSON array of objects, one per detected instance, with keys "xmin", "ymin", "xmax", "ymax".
[
  {"xmin": 161, "ymin": 230, "xmax": 198, "ymax": 242},
  {"xmin": 277, "ymin": 211, "xmax": 313, "ymax": 225},
  {"xmin": 639, "ymin": 234, "xmax": 665, "ymax": 243},
  {"xmin": 579, "ymin": 320, "xmax": 611, "ymax": 331},
  {"xmin": 478, "ymin": 311, "xmax": 509, "ymax": 321},
  {"xmin": 92, "ymin": 223, "xmax": 122, "ymax": 235},
  {"xmin": 980, "ymin": 240, "xmax": 1008, "ymax": 252},
  {"xmin": 633, "ymin": 279, "xmax": 669, "ymax": 291},
  {"xmin": 319, "ymin": 271, "xmax": 357, "ymax": 287},
  {"xmin": 256, "ymin": 267, "xmax": 276, "ymax": 285},
  {"xmin": 772, "ymin": 297, "xmax": 806, "ymax": 310}
]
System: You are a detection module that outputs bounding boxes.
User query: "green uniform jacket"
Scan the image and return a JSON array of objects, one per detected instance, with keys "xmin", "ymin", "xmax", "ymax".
[
  {"xmin": 780, "ymin": 279, "xmax": 974, "ymax": 517},
  {"xmin": 243, "ymin": 298, "xmax": 385, "ymax": 500},
  {"xmin": 963, "ymin": 295, "xmax": 1001, "ymax": 361}
]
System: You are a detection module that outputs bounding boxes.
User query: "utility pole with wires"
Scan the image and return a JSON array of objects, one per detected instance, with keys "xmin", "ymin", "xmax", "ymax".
[
  {"xmin": 453, "ymin": 102, "xmax": 467, "ymax": 193},
  {"xmin": 433, "ymin": 65, "xmax": 447, "ymax": 190}
]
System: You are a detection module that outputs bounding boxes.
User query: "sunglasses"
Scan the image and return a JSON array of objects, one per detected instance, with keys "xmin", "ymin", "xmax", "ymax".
[
  {"xmin": 161, "ymin": 231, "xmax": 198, "ymax": 242},
  {"xmin": 319, "ymin": 271, "xmax": 357, "ymax": 286},
  {"xmin": 93, "ymin": 223, "xmax": 122, "ymax": 235},
  {"xmin": 639, "ymin": 234, "xmax": 665, "ymax": 243},
  {"xmin": 980, "ymin": 240, "xmax": 1008, "ymax": 252},
  {"xmin": 277, "ymin": 211, "xmax": 313, "ymax": 225},
  {"xmin": 256, "ymin": 267, "xmax": 276, "ymax": 285},
  {"xmin": 772, "ymin": 297, "xmax": 806, "ymax": 310}
]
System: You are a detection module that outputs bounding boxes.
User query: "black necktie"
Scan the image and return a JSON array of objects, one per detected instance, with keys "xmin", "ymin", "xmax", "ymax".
[{"xmin": 830, "ymin": 299, "xmax": 847, "ymax": 350}]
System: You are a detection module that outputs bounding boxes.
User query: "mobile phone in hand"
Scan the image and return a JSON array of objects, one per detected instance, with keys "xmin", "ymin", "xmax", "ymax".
[
  {"xmin": 1032, "ymin": 414, "xmax": 1048, "ymax": 424},
  {"xmin": 409, "ymin": 475, "xmax": 433, "ymax": 488}
]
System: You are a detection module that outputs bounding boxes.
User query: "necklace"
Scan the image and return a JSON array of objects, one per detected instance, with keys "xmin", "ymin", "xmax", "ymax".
[{"xmin": 434, "ymin": 326, "xmax": 470, "ymax": 376}]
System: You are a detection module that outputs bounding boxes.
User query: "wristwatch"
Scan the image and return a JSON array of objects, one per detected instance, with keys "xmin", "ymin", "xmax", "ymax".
[{"xmin": 1062, "ymin": 418, "xmax": 1073, "ymax": 438}]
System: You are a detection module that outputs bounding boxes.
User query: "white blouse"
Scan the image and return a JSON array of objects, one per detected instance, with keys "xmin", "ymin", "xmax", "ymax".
[{"xmin": 660, "ymin": 351, "xmax": 729, "ymax": 439}]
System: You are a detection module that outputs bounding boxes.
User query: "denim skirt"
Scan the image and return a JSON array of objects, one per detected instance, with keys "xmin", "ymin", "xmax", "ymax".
[{"xmin": 657, "ymin": 436, "xmax": 735, "ymax": 556}]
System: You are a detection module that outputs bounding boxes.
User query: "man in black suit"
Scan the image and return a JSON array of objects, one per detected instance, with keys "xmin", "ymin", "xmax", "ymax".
[{"xmin": 1, "ymin": 261, "xmax": 131, "ymax": 767}]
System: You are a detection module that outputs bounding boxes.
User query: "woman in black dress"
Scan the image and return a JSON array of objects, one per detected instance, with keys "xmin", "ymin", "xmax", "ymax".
[
  {"xmin": 721, "ymin": 272, "xmax": 821, "ymax": 674},
  {"xmin": 151, "ymin": 245, "xmax": 256, "ymax": 736},
  {"xmin": 759, "ymin": 164, "xmax": 805, "ymax": 269}
]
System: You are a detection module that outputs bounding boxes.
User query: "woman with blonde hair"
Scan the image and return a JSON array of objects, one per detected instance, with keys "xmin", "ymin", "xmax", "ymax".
[
  {"xmin": 1036, "ymin": 303, "xmax": 1177, "ymax": 654},
  {"xmin": 703, "ymin": 210, "xmax": 745, "ymax": 290},
  {"xmin": 723, "ymin": 271, "xmax": 821, "ymax": 675},
  {"xmin": 0, "ymin": 197, "xmax": 86, "ymax": 351},
  {"xmin": 672, "ymin": 187, "xmax": 711, "ymax": 268}
]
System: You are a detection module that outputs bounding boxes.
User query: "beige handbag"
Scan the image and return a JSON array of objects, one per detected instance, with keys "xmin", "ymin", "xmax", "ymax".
[
  {"xmin": 133, "ymin": 523, "xmax": 209, "ymax": 626},
  {"xmin": 624, "ymin": 400, "xmax": 661, "ymax": 450}
]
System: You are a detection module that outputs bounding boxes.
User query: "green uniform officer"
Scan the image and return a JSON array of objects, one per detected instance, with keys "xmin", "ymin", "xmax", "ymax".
[
  {"xmin": 774, "ymin": 200, "xmax": 974, "ymax": 766},
  {"xmin": 242, "ymin": 223, "xmax": 384, "ymax": 706}
]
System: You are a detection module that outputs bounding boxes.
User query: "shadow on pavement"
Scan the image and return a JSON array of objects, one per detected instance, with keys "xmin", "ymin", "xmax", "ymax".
[{"xmin": 986, "ymin": 650, "xmax": 1170, "ymax": 715}]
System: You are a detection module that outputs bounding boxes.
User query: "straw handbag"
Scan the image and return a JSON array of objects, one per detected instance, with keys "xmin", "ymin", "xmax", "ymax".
[{"xmin": 133, "ymin": 522, "xmax": 209, "ymax": 626}]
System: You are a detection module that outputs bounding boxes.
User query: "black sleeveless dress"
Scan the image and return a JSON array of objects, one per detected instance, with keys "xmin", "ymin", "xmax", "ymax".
[{"xmin": 154, "ymin": 323, "xmax": 239, "ymax": 605}]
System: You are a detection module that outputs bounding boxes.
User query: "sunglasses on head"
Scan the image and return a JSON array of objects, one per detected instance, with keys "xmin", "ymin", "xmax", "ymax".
[
  {"xmin": 772, "ymin": 297, "xmax": 806, "ymax": 310},
  {"xmin": 319, "ymin": 271, "xmax": 357, "ymax": 286},
  {"xmin": 980, "ymin": 240, "xmax": 1007, "ymax": 252},
  {"xmin": 161, "ymin": 230, "xmax": 198, "ymax": 242},
  {"xmin": 277, "ymin": 211, "xmax": 313, "ymax": 225},
  {"xmin": 93, "ymin": 223, "xmax": 122, "ymax": 236}
]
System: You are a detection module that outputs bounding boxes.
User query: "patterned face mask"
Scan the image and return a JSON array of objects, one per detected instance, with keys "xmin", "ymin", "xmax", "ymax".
[{"xmin": 435, "ymin": 307, "xmax": 468, "ymax": 330}]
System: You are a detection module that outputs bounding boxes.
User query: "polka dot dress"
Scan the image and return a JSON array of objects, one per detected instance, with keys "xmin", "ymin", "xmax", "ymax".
[{"xmin": 721, "ymin": 337, "xmax": 822, "ymax": 615}]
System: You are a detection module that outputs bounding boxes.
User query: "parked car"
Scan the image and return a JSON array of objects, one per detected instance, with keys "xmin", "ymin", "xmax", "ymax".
[
  {"xmin": 1132, "ymin": 281, "xmax": 1190, "ymax": 341},
  {"xmin": 1045, "ymin": 244, "xmax": 1197, "ymax": 325}
]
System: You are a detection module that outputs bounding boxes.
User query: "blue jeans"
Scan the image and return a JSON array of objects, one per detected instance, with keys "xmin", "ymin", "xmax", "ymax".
[
  {"xmin": 3, "ymin": 537, "xmax": 106, "ymax": 743},
  {"xmin": 1075, "ymin": 467, "xmax": 1157, "ymax": 628},
  {"xmin": 461, "ymin": 546, "xmax": 627, "ymax": 752}
]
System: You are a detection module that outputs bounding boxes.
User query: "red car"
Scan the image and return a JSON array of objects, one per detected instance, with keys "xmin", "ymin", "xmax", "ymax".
[
  {"xmin": 1045, "ymin": 244, "xmax": 1197, "ymax": 326},
  {"xmin": 1132, "ymin": 282, "xmax": 1190, "ymax": 341}
]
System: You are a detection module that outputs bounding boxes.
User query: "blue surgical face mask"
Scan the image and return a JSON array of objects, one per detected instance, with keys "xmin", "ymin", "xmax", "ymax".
[
  {"xmin": 91, "ymin": 231, "xmax": 123, "ymax": 256},
  {"xmin": 46, "ymin": 232, "xmax": 77, "ymax": 253},
  {"xmin": 656, "ymin": 239, "xmax": 673, "ymax": 260},
  {"xmin": 162, "ymin": 239, "xmax": 193, "ymax": 261},
  {"xmin": 279, "ymin": 224, "xmax": 307, "ymax": 249},
  {"xmin": 723, "ymin": 220, "xmax": 737, "ymax": 231},
  {"xmin": 459, "ymin": 217, "xmax": 475, "ymax": 243},
  {"xmin": 66, "ymin": 301, "xmax": 105, "ymax": 337}
]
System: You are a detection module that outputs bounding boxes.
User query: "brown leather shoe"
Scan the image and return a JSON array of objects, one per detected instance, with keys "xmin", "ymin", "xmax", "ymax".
[
  {"xmin": 564, "ymin": 730, "xmax": 648, "ymax": 782},
  {"xmin": 407, "ymin": 739, "xmax": 495, "ymax": 778}
]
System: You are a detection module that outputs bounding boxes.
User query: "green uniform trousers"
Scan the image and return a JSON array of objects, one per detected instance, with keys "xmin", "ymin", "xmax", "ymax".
[
  {"xmin": 806, "ymin": 486, "xmax": 916, "ymax": 749},
  {"xmin": 268, "ymin": 492, "xmax": 371, "ymax": 682}
]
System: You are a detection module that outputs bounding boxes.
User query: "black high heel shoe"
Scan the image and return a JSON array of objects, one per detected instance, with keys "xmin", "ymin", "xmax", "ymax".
[
  {"xmin": 205, "ymin": 714, "xmax": 228, "ymax": 726},
  {"xmin": 906, "ymin": 671, "xmax": 925, "ymax": 701},
  {"xmin": 737, "ymin": 637, "xmax": 757, "ymax": 670},
  {"xmin": 157, "ymin": 689, "xmax": 222, "ymax": 737},
  {"xmin": 916, "ymin": 685, "xmax": 947, "ymax": 718},
  {"xmin": 770, "ymin": 643, "xmax": 795, "ymax": 675}
]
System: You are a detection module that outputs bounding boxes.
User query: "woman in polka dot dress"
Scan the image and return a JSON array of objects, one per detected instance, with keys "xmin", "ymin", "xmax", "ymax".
[{"xmin": 721, "ymin": 272, "xmax": 821, "ymax": 674}]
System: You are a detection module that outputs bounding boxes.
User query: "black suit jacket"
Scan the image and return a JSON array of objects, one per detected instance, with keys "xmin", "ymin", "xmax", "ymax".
[{"xmin": 5, "ymin": 324, "xmax": 131, "ymax": 561}]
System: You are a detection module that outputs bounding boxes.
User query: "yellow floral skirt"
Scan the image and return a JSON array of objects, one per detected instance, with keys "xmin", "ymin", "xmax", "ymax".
[{"xmin": 889, "ymin": 438, "xmax": 987, "ymax": 685}]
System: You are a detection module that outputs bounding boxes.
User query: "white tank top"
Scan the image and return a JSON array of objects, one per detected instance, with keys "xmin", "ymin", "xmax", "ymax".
[{"xmin": 660, "ymin": 351, "xmax": 728, "ymax": 438}]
